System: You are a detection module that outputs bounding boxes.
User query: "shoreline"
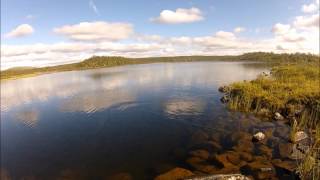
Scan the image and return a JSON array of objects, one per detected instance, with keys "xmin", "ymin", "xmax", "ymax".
[
  {"xmin": 1, "ymin": 52, "xmax": 318, "ymax": 81},
  {"xmin": 218, "ymin": 63, "xmax": 320, "ymax": 179}
]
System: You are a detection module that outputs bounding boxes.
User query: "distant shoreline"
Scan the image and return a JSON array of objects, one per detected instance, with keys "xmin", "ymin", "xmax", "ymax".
[{"xmin": 1, "ymin": 52, "xmax": 318, "ymax": 81}]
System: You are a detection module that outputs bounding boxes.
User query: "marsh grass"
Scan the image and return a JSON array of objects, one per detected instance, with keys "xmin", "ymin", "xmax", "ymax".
[
  {"xmin": 296, "ymin": 126, "xmax": 320, "ymax": 179},
  {"xmin": 290, "ymin": 119, "xmax": 299, "ymax": 142},
  {"xmin": 227, "ymin": 64, "xmax": 320, "ymax": 126},
  {"xmin": 226, "ymin": 64, "xmax": 320, "ymax": 179}
]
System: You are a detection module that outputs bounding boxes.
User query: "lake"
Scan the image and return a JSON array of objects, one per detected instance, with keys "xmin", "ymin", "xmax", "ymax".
[{"xmin": 1, "ymin": 62, "xmax": 294, "ymax": 179}]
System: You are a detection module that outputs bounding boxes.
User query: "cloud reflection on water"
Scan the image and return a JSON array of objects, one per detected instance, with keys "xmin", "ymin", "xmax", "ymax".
[
  {"xmin": 164, "ymin": 98, "xmax": 206, "ymax": 117},
  {"xmin": 1, "ymin": 62, "xmax": 269, "ymax": 114},
  {"xmin": 60, "ymin": 89, "xmax": 136, "ymax": 113},
  {"xmin": 15, "ymin": 108, "xmax": 39, "ymax": 128}
]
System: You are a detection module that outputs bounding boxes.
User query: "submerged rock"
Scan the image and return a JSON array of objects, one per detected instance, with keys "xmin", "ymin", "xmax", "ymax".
[
  {"xmin": 232, "ymin": 139, "xmax": 254, "ymax": 153},
  {"xmin": 257, "ymin": 145, "xmax": 273, "ymax": 159},
  {"xmin": 214, "ymin": 153, "xmax": 238, "ymax": 168},
  {"xmin": 274, "ymin": 126, "xmax": 290, "ymax": 140},
  {"xmin": 203, "ymin": 141, "xmax": 223, "ymax": 152},
  {"xmin": 231, "ymin": 132, "xmax": 252, "ymax": 142},
  {"xmin": 242, "ymin": 161, "xmax": 276, "ymax": 179},
  {"xmin": 185, "ymin": 174, "xmax": 250, "ymax": 180},
  {"xmin": 272, "ymin": 159, "xmax": 296, "ymax": 173},
  {"xmin": 189, "ymin": 149, "xmax": 210, "ymax": 160},
  {"xmin": 266, "ymin": 136, "xmax": 280, "ymax": 149},
  {"xmin": 154, "ymin": 167, "xmax": 194, "ymax": 180},
  {"xmin": 253, "ymin": 132, "xmax": 266, "ymax": 142},
  {"xmin": 189, "ymin": 130, "xmax": 209, "ymax": 147},
  {"xmin": 238, "ymin": 151, "xmax": 253, "ymax": 162},
  {"xmin": 225, "ymin": 151, "xmax": 241, "ymax": 165}
]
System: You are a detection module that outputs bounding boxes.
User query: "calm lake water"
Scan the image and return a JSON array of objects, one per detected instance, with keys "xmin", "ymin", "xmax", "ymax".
[{"xmin": 1, "ymin": 62, "xmax": 275, "ymax": 179}]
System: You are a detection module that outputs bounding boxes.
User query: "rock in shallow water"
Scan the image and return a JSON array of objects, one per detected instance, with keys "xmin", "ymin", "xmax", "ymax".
[
  {"xmin": 257, "ymin": 145, "xmax": 273, "ymax": 159},
  {"xmin": 274, "ymin": 112, "xmax": 284, "ymax": 120},
  {"xmin": 154, "ymin": 167, "xmax": 194, "ymax": 180},
  {"xmin": 274, "ymin": 126, "xmax": 290, "ymax": 140},
  {"xmin": 253, "ymin": 132, "xmax": 266, "ymax": 141},
  {"xmin": 185, "ymin": 174, "xmax": 250, "ymax": 180},
  {"xmin": 242, "ymin": 161, "xmax": 276, "ymax": 180},
  {"xmin": 238, "ymin": 151, "xmax": 253, "ymax": 162},
  {"xmin": 189, "ymin": 149, "xmax": 210, "ymax": 160},
  {"xmin": 291, "ymin": 131, "xmax": 308, "ymax": 143},
  {"xmin": 189, "ymin": 130, "xmax": 209, "ymax": 147},
  {"xmin": 272, "ymin": 159, "xmax": 296, "ymax": 173}
]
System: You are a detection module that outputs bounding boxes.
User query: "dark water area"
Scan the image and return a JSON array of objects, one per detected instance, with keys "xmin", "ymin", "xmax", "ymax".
[{"xmin": 1, "ymin": 62, "xmax": 294, "ymax": 179}]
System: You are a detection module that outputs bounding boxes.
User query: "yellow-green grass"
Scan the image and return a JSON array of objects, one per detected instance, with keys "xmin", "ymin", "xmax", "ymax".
[
  {"xmin": 227, "ymin": 64, "xmax": 320, "ymax": 127},
  {"xmin": 226, "ymin": 64, "xmax": 319, "ymax": 179},
  {"xmin": 296, "ymin": 125, "xmax": 320, "ymax": 179}
]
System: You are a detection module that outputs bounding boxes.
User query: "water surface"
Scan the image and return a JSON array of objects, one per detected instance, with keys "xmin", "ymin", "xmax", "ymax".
[{"xmin": 1, "ymin": 62, "xmax": 270, "ymax": 179}]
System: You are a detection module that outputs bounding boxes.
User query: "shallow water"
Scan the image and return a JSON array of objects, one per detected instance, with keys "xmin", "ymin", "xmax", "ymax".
[{"xmin": 1, "ymin": 62, "xmax": 288, "ymax": 179}]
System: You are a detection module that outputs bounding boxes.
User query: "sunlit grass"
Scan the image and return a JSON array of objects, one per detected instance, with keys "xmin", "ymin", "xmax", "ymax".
[
  {"xmin": 296, "ymin": 125, "xmax": 320, "ymax": 179},
  {"xmin": 226, "ymin": 64, "xmax": 320, "ymax": 179},
  {"xmin": 227, "ymin": 64, "xmax": 320, "ymax": 127}
]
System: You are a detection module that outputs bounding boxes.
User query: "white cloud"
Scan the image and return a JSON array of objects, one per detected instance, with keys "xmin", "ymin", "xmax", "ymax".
[
  {"xmin": 272, "ymin": 23, "xmax": 291, "ymax": 34},
  {"xmin": 2, "ymin": 1, "xmax": 320, "ymax": 70},
  {"xmin": 234, "ymin": 27, "xmax": 246, "ymax": 33},
  {"xmin": 89, "ymin": 0, "xmax": 99, "ymax": 15},
  {"xmin": 294, "ymin": 14, "xmax": 319, "ymax": 29},
  {"xmin": 4, "ymin": 24, "xmax": 34, "ymax": 38},
  {"xmin": 215, "ymin": 31, "xmax": 236, "ymax": 39},
  {"xmin": 280, "ymin": 31, "xmax": 305, "ymax": 42},
  {"xmin": 151, "ymin": 7, "xmax": 204, "ymax": 24},
  {"xmin": 169, "ymin": 36, "xmax": 193, "ymax": 44},
  {"xmin": 53, "ymin": 21, "xmax": 133, "ymax": 41},
  {"xmin": 302, "ymin": 0, "xmax": 319, "ymax": 13}
]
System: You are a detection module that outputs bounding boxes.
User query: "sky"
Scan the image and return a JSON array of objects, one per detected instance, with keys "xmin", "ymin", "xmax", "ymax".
[{"xmin": 1, "ymin": 0, "xmax": 319, "ymax": 70}]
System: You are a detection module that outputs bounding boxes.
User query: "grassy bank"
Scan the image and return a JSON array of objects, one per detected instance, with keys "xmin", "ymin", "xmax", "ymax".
[
  {"xmin": 227, "ymin": 65, "xmax": 319, "ymax": 126},
  {"xmin": 222, "ymin": 63, "xmax": 320, "ymax": 179},
  {"xmin": 1, "ymin": 52, "xmax": 318, "ymax": 80}
]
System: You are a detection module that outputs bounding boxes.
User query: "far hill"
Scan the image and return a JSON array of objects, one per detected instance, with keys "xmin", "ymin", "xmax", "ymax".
[{"xmin": 1, "ymin": 52, "xmax": 319, "ymax": 80}]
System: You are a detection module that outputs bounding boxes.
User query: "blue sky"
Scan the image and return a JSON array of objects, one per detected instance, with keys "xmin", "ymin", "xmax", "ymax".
[{"xmin": 1, "ymin": 0, "xmax": 319, "ymax": 69}]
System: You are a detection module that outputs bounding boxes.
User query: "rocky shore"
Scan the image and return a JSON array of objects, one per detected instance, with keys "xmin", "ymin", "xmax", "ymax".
[
  {"xmin": 153, "ymin": 114, "xmax": 307, "ymax": 180},
  {"xmin": 152, "ymin": 80, "xmax": 318, "ymax": 180}
]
